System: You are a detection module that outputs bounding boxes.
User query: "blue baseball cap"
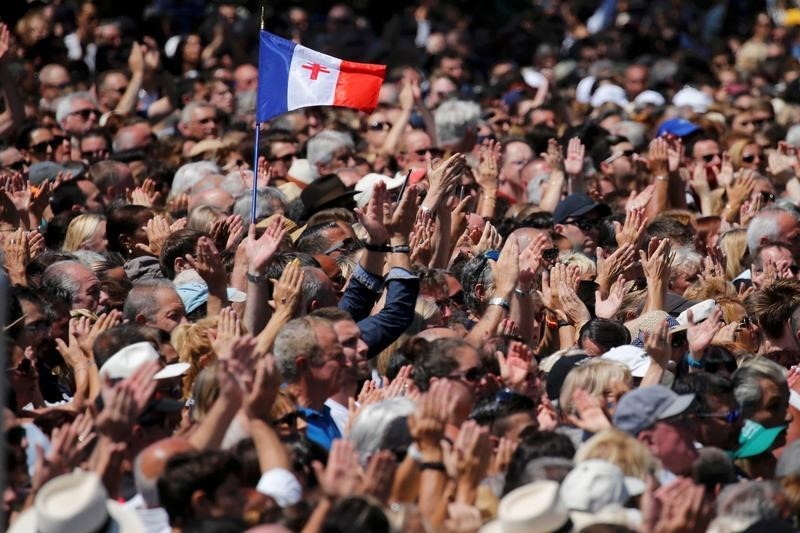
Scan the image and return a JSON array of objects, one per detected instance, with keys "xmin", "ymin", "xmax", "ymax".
[{"xmin": 657, "ymin": 118, "xmax": 701, "ymax": 138}]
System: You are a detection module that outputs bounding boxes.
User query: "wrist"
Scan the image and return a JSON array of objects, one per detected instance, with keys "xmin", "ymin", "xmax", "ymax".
[{"xmin": 389, "ymin": 236, "xmax": 409, "ymax": 246}]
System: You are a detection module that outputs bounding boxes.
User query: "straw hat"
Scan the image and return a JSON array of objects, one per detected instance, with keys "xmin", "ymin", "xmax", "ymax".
[{"xmin": 480, "ymin": 480, "xmax": 569, "ymax": 533}]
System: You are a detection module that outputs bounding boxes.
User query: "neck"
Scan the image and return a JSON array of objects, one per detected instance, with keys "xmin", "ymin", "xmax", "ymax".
[
  {"xmin": 760, "ymin": 333, "xmax": 799, "ymax": 355},
  {"xmin": 291, "ymin": 380, "xmax": 327, "ymax": 411}
]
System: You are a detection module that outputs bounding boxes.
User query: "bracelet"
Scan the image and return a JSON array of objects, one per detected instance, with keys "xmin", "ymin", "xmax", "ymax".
[
  {"xmin": 247, "ymin": 271, "xmax": 269, "ymax": 284},
  {"xmin": 686, "ymin": 353, "xmax": 705, "ymax": 368},
  {"xmin": 654, "ymin": 175, "xmax": 668, "ymax": 181},
  {"xmin": 487, "ymin": 297, "xmax": 511, "ymax": 312},
  {"xmin": 419, "ymin": 461, "xmax": 446, "ymax": 472},
  {"xmin": 419, "ymin": 205, "xmax": 434, "ymax": 218},
  {"xmin": 391, "ymin": 245, "xmax": 411, "ymax": 254},
  {"xmin": 514, "ymin": 287, "xmax": 532, "ymax": 296},
  {"xmin": 364, "ymin": 242, "xmax": 391, "ymax": 252},
  {"xmin": 557, "ymin": 320, "xmax": 572, "ymax": 328}
]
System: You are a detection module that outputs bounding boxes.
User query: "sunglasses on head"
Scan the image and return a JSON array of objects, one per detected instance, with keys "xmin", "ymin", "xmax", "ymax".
[
  {"xmin": 369, "ymin": 121, "xmax": 392, "ymax": 131},
  {"xmin": 30, "ymin": 137, "xmax": 65, "ymax": 153},
  {"xmin": 604, "ymin": 149, "xmax": 635, "ymax": 164},
  {"xmin": 694, "ymin": 408, "xmax": 741, "ymax": 424},
  {"xmin": 701, "ymin": 152, "xmax": 721, "ymax": 163}
]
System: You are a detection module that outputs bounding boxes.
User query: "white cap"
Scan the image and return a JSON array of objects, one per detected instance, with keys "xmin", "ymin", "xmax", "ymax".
[
  {"xmin": 287, "ymin": 158, "xmax": 315, "ymax": 185},
  {"xmin": 576, "ymin": 76, "xmax": 597, "ymax": 104},
  {"xmin": 634, "ymin": 90, "xmax": 666, "ymax": 108},
  {"xmin": 602, "ymin": 345, "xmax": 651, "ymax": 378},
  {"xmin": 99, "ymin": 342, "xmax": 188, "ymax": 381},
  {"xmin": 590, "ymin": 84, "xmax": 628, "ymax": 108},
  {"xmin": 521, "ymin": 67, "xmax": 547, "ymax": 88},
  {"xmin": 672, "ymin": 86, "xmax": 713, "ymax": 113},
  {"xmin": 354, "ymin": 172, "xmax": 406, "ymax": 208},
  {"xmin": 559, "ymin": 460, "xmax": 645, "ymax": 514},
  {"xmin": 672, "ymin": 298, "xmax": 717, "ymax": 333},
  {"xmin": 480, "ymin": 480, "xmax": 569, "ymax": 533}
]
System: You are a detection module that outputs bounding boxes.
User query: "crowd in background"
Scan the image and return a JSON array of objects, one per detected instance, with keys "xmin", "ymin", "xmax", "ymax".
[{"xmin": 7, "ymin": 0, "xmax": 800, "ymax": 532}]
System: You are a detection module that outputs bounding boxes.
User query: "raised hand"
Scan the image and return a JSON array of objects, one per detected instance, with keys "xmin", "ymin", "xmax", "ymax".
[
  {"xmin": 311, "ymin": 439, "xmax": 362, "ymax": 498},
  {"xmin": 0, "ymin": 23, "xmax": 10, "ymax": 61},
  {"xmin": 595, "ymin": 244, "xmax": 635, "ymax": 296},
  {"xmin": 557, "ymin": 274, "xmax": 591, "ymax": 326},
  {"xmin": 27, "ymin": 230, "xmax": 45, "ymax": 260},
  {"xmin": 129, "ymin": 177, "xmax": 162, "ymax": 207},
  {"xmin": 471, "ymin": 221, "xmax": 502, "ymax": 257},
  {"xmin": 614, "ymin": 206, "xmax": 647, "ymax": 249},
  {"xmin": 186, "ymin": 236, "xmax": 227, "ymax": 293},
  {"xmin": 687, "ymin": 306, "xmax": 723, "ymax": 361},
  {"xmin": 135, "ymin": 214, "xmax": 172, "ymax": 257},
  {"xmin": 497, "ymin": 341, "xmax": 532, "ymax": 392},
  {"xmin": 595, "ymin": 276, "xmax": 626, "ymax": 319},
  {"xmin": 475, "ymin": 139, "xmax": 501, "ymax": 191},
  {"xmin": 567, "ymin": 389, "xmax": 612, "ymax": 434},
  {"xmin": 725, "ymin": 169, "xmax": 756, "ymax": 209},
  {"xmin": 32, "ymin": 413, "xmax": 96, "ymax": 491},
  {"xmin": 272, "ymin": 257, "xmax": 304, "ymax": 317},
  {"xmin": 639, "ymin": 238, "xmax": 673, "ymax": 285},
  {"xmin": 408, "ymin": 380, "xmax": 452, "ymax": 453},
  {"xmin": 564, "ymin": 137, "xmax": 585, "ymax": 176},
  {"xmin": 643, "ymin": 318, "xmax": 671, "ymax": 368},
  {"xmin": 96, "ymin": 360, "xmax": 160, "ymax": 442},
  {"xmin": 4, "ymin": 227, "xmax": 29, "ymax": 285},
  {"xmin": 358, "ymin": 450, "xmax": 397, "ymax": 503},
  {"xmin": 649, "ymin": 137, "xmax": 669, "ymax": 177},
  {"xmin": 409, "ymin": 213, "xmax": 435, "ymax": 266},
  {"xmin": 424, "ymin": 153, "xmax": 466, "ymax": 211},
  {"xmin": 518, "ymin": 232, "xmax": 549, "ymax": 289},
  {"xmin": 244, "ymin": 352, "xmax": 282, "ymax": 420},
  {"xmin": 665, "ymin": 135, "xmax": 684, "ymax": 173},
  {"xmin": 246, "ymin": 217, "xmax": 286, "ymax": 275},
  {"xmin": 211, "ymin": 307, "xmax": 243, "ymax": 356},
  {"xmin": 492, "ymin": 235, "xmax": 520, "ymax": 299},
  {"xmin": 625, "ymin": 184, "xmax": 655, "ymax": 212}
]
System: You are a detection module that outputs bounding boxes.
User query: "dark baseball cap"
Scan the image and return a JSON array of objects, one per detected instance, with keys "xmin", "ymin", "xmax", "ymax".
[{"xmin": 553, "ymin": 193, "xmax": 610, "ymax": 225}]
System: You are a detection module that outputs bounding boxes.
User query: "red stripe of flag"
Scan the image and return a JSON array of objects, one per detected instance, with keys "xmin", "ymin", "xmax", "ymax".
[{"xmin": 334, "ymin": 60, "xmax": 386, "ymax": 113}]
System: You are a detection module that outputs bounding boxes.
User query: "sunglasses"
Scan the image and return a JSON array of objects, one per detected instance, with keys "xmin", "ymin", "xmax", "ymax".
[
  {"xmin": 70, "ymin": 108, "xmax": 98, "ymax": 120},
  {"xmin": 6, "ymin": 159, "xmax": 26, "ymax": 171},
  {"xmin": 414, "ymin": 147, "xmax": 445, "ymax": 158},
  {"xmin": 701, "ymin": 152, "xmax": 721, "ymax": 163},
  {"xmin": 604, "ymin": 149, "xmax": 635, "ymax": 164},
  {"xmin": 30, "ymin": 137, "xmax": 65, "ymax": 153},
  {"xmin": 273, "ymin": 411, "xmax": 305, "ymax": 427},
  {"xmin": 81, "ymin": 150, "xmax": 105, "ymax": 161},
  {"xmin": 543, "ymin": 248, "xmax": 559, "ymax": 262},
  {"xmin": 671, "ymin": 332, "xmax": 687, "ymax": 348},
  {"xmin": 446, "ymin": 366, "xmax": 485, "ymax": 384},
  {"xmin": 760, "ymin": 191, "xmax": 776, "ymax": 203},
  {"xmin": 369, "ymin": 121, "xmax": 392, "ymax": 131},
  {"xmin": 268, "ymin": 153, "xmax": 295, "ymax": 164},
  {"xmin": 741, "ymin": 154, "xmax": 760, "ymax": 163},
  {"xmin": 694, "ymin": 409, "xmax": 741, "ymax": 424},
  {"xmin": 564, "ymin": 218, "xmax": 598, "ymax": 231}
]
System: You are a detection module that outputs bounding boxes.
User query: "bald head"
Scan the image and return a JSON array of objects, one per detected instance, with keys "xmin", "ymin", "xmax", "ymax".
[
  {"xmin": 509, "ymin": 227, "xmax": 551, "ymax": 251},
  {"xmin": 188, "ymin": 187, "xmax": 234, "ymax": 212},
  {"xmin": 113, "ymin": 123, "xmax": 153, "ymax": 153},
  {"xmin": 135, "ymin": 437, "xmax": 194, "ymax": 508}
]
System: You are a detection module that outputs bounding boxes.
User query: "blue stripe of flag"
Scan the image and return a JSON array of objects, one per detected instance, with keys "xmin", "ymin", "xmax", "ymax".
[{"xmin": 256, "ymin": 31, "xmax": 297, "ymax": 123}]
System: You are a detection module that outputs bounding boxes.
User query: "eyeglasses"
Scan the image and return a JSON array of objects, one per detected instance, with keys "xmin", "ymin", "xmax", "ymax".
[
  {"xmin": 30, "ymin": 137, "xmax": 65, "ymax": 154},
  {"xmin": 603, "ymin": 149, "xmax": 635, "ymax": 164},
  {"xmin": 268, "ymin": 153, "xmax": 295, "ymax": 164},
  {"xmin": 741, "ymin": 154, "xmax": 760, "ymax": 163},
  {"xmin": 369, "ymin": 121, "xmax": 392, "ymax": 131},
  {"xmin": 700, "ymin": 152, "xmax": 721, "ymax": 163},
  {"xmin": 70, "ymin": 108, "xmax": 98, "ymax": 120},
  {"xmin": 446, "ymin": 366, "xmax": 485, "ymax": 384},
  {"xmin": 273, "ymin": 411, "xmax": 305, "ymax": 427},
  {"xmin": 694, "ymin": 409, "xmax": 741, "ymax": 424},
  {"xmin": 81, "ymin": 150, "xmax": 105, "ymax": 161},
  {"xmin": 564, "ymin": 218, "xmax": 598, "ymax": 231}
]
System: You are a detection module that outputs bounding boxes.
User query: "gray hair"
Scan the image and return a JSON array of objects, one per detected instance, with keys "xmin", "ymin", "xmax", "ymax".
[
  {"xmin": 180, "ymin": 101, "xmax": 214, "ymax": 125},
  {"xmin": 233, "ymin": 187, "xmax": 287, "ymax": 225},
  {"xmin": 306, "ymin": 130, "xmax": 354, "ymax": 177},
  {"xmin": 123, "ymin": 280, "xmax": 177, "ymax": 323},
  {"xmin": 169, "ymin": 161, "xmax": 220, "ymax": 199},
  {"xmin": 786, "ymin": 124, "xmax": 800, "ymax": 148},
  {"xmin": 70, "ymin": 250, "xmax": 108, "ymax": 269},
  {"xmin": 42, "ymin": 260, "xmax": 86, "ymax": 305},
  {"xmin": 133, "ymin": 453, "xmax": 160, "ymax": 508},
  {"xmin": 273, "ymin": 317, "xmax": 328, "ymax": 383},
  {"xmin": 56, "ymin": 91, "xmax": 96, "ymax": 125},
  {"xmin": 670, "ymin": 246, "xmax": 703, "ymax": 282},
  {"xmin": 732, "ymin": 358, "xmax": 787, "ymax": 419},
  {"xmin": 220, "ymin": 170, "xmax": 249, "ymax": 197},
  {"xmin": 714, "ymin": 481, "xmax": 782, "ymax": 530},
  {"xmin": 348, "ymin": 397, "xmax": 416, "ymax": 464},
  {"xmin": 746, "ymin": 207, "xmax": 797, "ymax": 255},
  {"xmin": 434, "ymin": 99, "xmax": 480, "ymax": 148}
]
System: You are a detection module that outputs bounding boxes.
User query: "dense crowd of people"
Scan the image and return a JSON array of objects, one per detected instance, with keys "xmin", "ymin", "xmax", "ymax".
[{"xmin": 7, "ymin": 0, "xmax": 800, "ymax": 532}]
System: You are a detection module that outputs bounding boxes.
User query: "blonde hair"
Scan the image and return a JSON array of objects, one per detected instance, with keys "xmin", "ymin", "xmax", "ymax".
[
  {"xmin": 190, "ymin": 363, "xmax": 220, "ymax": 422},
  {"xmin": 62, "ymin": 214, "xmax": 106, "ymax": 252},
  {"xmin": 558, "ymin": 359, "xmax": 632, "ymax": 415},
  {"xmin": 560, "ymin": 252, "xmax": 597, "ymax": 279},
  {"xmin": 575, "ymin": 429, "xmax": 660, "ymax": 480},
  {"xmin": 718, "ymin": 229, "xmax": 749, "ymax": 281},
  {"xmin": 683, "ymin": 278, "xmax": 738, "ymax": 301},
  {"xmin": 172, "ymin": 317, "xmax": 217, "ymax": 398}
]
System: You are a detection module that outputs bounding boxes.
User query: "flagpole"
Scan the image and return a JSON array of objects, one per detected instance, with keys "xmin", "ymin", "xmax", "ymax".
[{"xmin": 251, "ymin": 6, "xmax": 265, "ymax": 225}]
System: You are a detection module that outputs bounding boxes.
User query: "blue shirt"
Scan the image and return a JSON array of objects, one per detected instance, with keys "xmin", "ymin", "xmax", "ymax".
[{"xmin": 298, "ymin": 405, "xmax": 342, "ymax": 451}]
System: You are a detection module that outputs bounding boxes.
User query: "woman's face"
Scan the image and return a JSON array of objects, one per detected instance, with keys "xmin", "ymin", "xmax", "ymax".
[
  {"xmin": 183, "ymin": 35, "xmax": 202, "ymax": 65},
  {"xmin": 82, "ymin": 220, "xmax": 107, "ymax": 252},
  {"xmin": 740, "ymin": 143, "xmax": 763, "ymax": 171}
]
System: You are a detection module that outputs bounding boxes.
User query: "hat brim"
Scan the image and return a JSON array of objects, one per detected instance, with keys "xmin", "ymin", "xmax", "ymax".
[
  {"xmin": 154, "ymin": 362, "xmax": 191, "ymax": 380},
  {"xmin": 734, "ymin": 425, "xmax": 786, "ymax": 459},
  {"xmin": 10, "ymin": 499, "xmax": 144, "ymax": 533},
  {"xmin": 658, "ymin": 393, "xmax": 695, "ymax": 420},
  {"xmin": 300, "ymin": 191, "xmax": 358, "ymax": 221}
]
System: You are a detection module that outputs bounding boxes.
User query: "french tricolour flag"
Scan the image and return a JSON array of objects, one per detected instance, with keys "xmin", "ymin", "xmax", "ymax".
[{"xmin": 256, "ymin": 31, "xmax": 386, "ymax": 122}]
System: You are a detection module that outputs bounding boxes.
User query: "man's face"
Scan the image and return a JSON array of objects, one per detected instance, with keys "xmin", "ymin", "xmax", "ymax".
[
  {"xmin": 750, "ymin": 378, "xmax": 790, "ymax": 429},
  {"xmin": 0, "ymin": 148, "xmax": 27, "ymax": 174},
  {"xmin": 309, "ymin": 322, "xmax": 345, "ymax": 397},
  {"xmin": 441, "ymin": 346, "xmax": 482, "ymax": 424},
  {"xmin": 690, "ymin": 393, "xmax": 742, "ymax": 451},
  {"xmin": 624, "ymin": 66, "xmax": 648, "ymax": 98},
  {"xmin": 400, "ymin": 131, "xmax": 437, "ymax": 169},
  {"xmin": 27, "ymin": 128, "xmax": 57, "ymax": 162},
  {"xmin": 319, "ymin": 146, "xmax": 355, "ymax": 174},
  {"xmin": 500, "ymin": 142, "xmax": 534, "ymax": 186},
  {"xmin": 268, "ymin": 141, "xmax": 297, "ymax": 179},
  {"xmin": 67, "ymin": 264, "xmax": 107, "ymax": 313},
  {"xmin": 209, "ymin": 81, "xmax": 235, "ymax": 115},
  {"xmin": 99, "ymin": 72, "xmax": 128, "ymax": 110},
  {"xmin": 440, "ymin": 57, "xmax": 464, "ymax": 82},
  {"xmin": 776, "ymin": 213, "xmax": 800, "ymax": 260},
  {"xmin": 643, "ymin": 418, "xmax": 698, "ymax": 477},
  {"xmin": 150, "ymin": 288, "xmax": 187, "ymax": 333},
  {"xmin": 40, "ymin": 67, "xmax": 69, "ymax": 102},
  {"xmin": 602, "ymin": 142, "xmax": 636, "ymax": 180},
  {"xmin": 529, "ymin": 109, "xmax": 556, "ymax": 129},
  {"xmin": 76, "ymin": 180, "xmax": 105, "ymax": 213},
  {"xmin": 332, "ymin": 319, "xmax": 369, "ymax": 383},
  {"xmin": 753, "ymin": 246, "xmax": 796, "ymax": 288},
  {"xmin": 234, "ymin": 65, "xmax": 258, "ymax": 93},
  {"xmin": 80, "ymin": 135, "xmax": 109, "ymax": 164},
  {"xmin": 186, "ymin": 106, "xmax": 219, "ymax": 140},
  {"xmin": 63, "ymin": 99, "xmax": 99, "ymax": 136},
  {"xmin": 557, "ymin": 212, "xmax": 600, "ymax": 254},
  {"xmin": 691, "ymin": 140, "xmax": 721, "ymax": 170}
]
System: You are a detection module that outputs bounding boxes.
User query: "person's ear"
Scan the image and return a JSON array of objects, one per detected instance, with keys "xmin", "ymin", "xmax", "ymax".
[
  {"xmin": 637, "ymin": 429, "xmax": 654, "ymax": 447},
  {"xmin": 190, "ymin": 490, "xmax": 208, "ymax": 513},
  {"xmin": 174, "ymin": 256, "xmax": 189, "ymax": 275},
  {"xmin": 177, "ymin": 121, "xmax": 190, "ymax": 137},
  {"xmin": 296, "ymin": 355, "xmax": 307, "ymax": 373},
  {"xmin": 554, "ymin": 223, "xmax": 566, "ymax": 235},
  {"xmin": 474, "ymin": 283, "xmax": 487, "ymax": 301},
  {"xmin": 309, "ymin": 299, "xmax": 320, "ymax": 311},
  {"xmin": 134, "ymin": 313, "xmax": 147, "ymax": 325}
]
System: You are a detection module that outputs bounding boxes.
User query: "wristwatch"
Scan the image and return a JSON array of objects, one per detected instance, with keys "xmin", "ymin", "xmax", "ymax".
[{"xmin": 247, "ymin": 271, "xmax": 268, "ymax": 284}]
